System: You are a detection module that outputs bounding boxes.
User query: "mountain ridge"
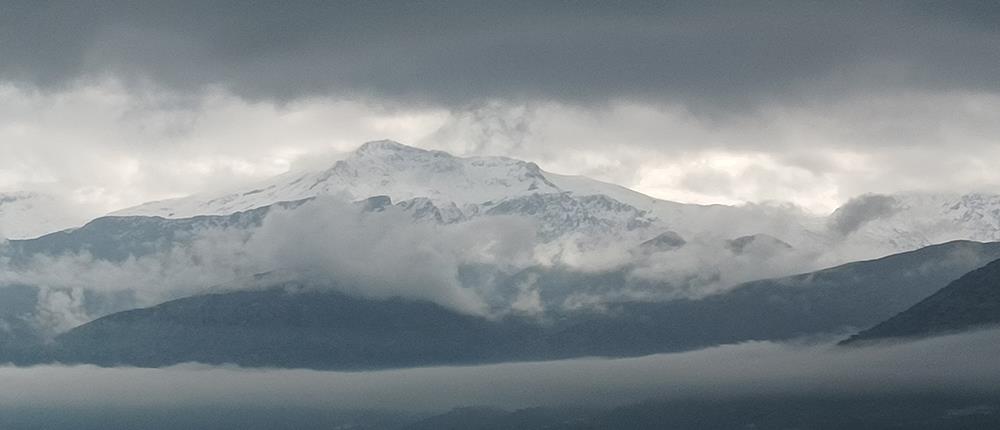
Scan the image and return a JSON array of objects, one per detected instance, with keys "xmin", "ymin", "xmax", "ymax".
[
  {"xmin": 5, "ymin": 141, "xmax": 999, "ymax": 257},
  {"xmin": 842, "ymin": 257, "xmax": 1000, "ymax": 345},
  {"xmin": 109, "ymin": 141, "xmax": 1000, "ymax": 257},
  {"xmin": 114, "ymin": 140, "xmax": 567, "ymax": 218},
  {"xmin": 0, "ymin": 191, "xmax": 99, "ymax": 240},
  {"xmin": 35, "ymin": 239, "xmax": 1000, "ymax": 370}
]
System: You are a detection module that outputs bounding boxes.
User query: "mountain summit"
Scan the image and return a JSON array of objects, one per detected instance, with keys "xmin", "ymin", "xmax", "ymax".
[
  {"xmin": 114, "ymin": 140, "xmax": 566, "ymax": 218},
  {"xmin": 0, "ymin": 191, "xmax": 98, "ymax": 239},
  {"xmin": 111, "ymin": 140, "xmax": 823, "ymax": 247},
  {"xmin": 842, "ymin": 257, "xmax": 1000, "ymax": 345},
  {"xmin": 110, "ymin": 140, "xmax": 1000, "ymax": 257}
]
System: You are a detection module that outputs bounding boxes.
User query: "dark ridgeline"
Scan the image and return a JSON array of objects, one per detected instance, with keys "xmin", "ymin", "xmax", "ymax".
[
  {"xmin": 52, "ymin": 287, "xmax": 546, "ymax": 369},
  {"xmin": 3, "ymin": 194, "xmax": 1000, "ymax": 368},
  {"xmin": 843, "ymin": 257, "xmax": 1000, "ymax": 345},
  {"xmin": 38, "ymin": 240, "xmax": 1000, "ymax": 370}
]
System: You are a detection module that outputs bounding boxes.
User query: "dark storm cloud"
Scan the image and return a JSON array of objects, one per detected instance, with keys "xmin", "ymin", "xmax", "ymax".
[
  {"xmin": 1, "ymin": 1, "xmax": 998, "ymax": 108},
  {"xmin": 827, "ymin": 193, "xmax": 900, "ymax": 236}
]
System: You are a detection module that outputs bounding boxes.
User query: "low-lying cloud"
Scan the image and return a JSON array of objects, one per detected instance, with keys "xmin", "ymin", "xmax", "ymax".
[
  {"xmin": 0, "ymin": 191, "xmax": 992, "ymax": 335},
  {"xmin": 248, "ymin": 198, "xmax": 538, "ymax": 313},
  {"xmin": 1, "ymin": 329, "xmax": 999, "ymax": 411},
  {"xmin": 0, "ymin": 197, "xmax": 541, "ymax": 332}
]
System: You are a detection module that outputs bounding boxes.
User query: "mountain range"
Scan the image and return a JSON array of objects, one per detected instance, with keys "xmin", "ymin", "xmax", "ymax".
[
  {"xmin": 92, "ymin": 140, "xmax": 1000, "ymax": 254},
  {"xmin": 842, "ymin": 256, "xmax": 1000, "ymax": 345},
  {"xmin": 4, "ymin": 140, "xmax": 1000, "ymax": 258},
  {"xmin": 1, "ymin": 140, "xmax": 1000, "ymax": 369},
  {"xmin": 112, "ymin": 140, "xmax": 803, "ymax": 247},
  {"xmin": 31, "ymin": 239, "xmax": 999, "ymax": 369}
]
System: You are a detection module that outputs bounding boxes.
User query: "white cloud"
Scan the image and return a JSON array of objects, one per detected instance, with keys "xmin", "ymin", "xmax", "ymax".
[
  {"xmin": 421, "ymin": 94, "xmax": 1000, "ymax": 214},
  {"xmin": 0, "ymin": 81, "xmax": 449, "ymax": 214},
  {"xmin": 0, "ymin": 197, "xmax": 543, "ymax": 330},
  {"xmin": 33, "ymin": 287, "xmax": 89, "ymax": 334},
  {"xmin": 3, "ymin": 82, "xmax": 1000, "ymax": 220},
  {"xmin": 247, "ymin": 198, "xmax": 538, "ymax": 314}
]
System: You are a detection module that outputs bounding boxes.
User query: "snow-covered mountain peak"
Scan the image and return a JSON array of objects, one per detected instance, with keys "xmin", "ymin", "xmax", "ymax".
[
  {"xmin": 114, "ymin": 140, "xmax": 566, "ymax": 218},
  {"xmin": 107, "ymin": 140, "xmax": 1000, "ymax": 258},
  {"xmin": 333, "ymin": 140, "xmax": 560, "ymax": 200},
  {"xmin": 833, "ymin": 191, "xmax": 1000, "ymax": 253},
  {"xmin": 108, "ymin": 140, "xmax": 835, "ymax": 251},
  {"xmin": 352, "ymin": 139, "xmax": 440, "ymax": 159}
]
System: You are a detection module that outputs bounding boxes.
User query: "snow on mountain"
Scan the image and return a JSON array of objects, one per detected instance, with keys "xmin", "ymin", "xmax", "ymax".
[
  {"xmin": 845, "ymin": 192, "xmax": 1000, "ymax": 251},
  {"xmin": 113, "ymin": 140, "xmax": 821, "ymax": 246},
  {"xmin": 110, "ymin": 140, "xmax": 1000, "ymax": 256},
  {"xmin": 0, "ymin": 192, "xmax": 95, "ymax": 240},
  {"xmin": 112, "ymin": 140, "xmax": 675, "ymax": 244},
  {"xmin": 481, "ymin": 193, "xmax": 656, "ymax": 241},
  {"xmin": 395, "ymin": 197, "xmax": 468, "ymax": 224},
  {"xmin": 116, "ymin": 140, "xmax": 562, "ymax": 218}
]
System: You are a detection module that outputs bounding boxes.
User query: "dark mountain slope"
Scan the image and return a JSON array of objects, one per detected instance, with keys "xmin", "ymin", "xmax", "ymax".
[
  {"xmin": 842, "ymin": 257, "xmax": 1000, "ymax": 345},
  {"xmin": 526, "ymin": 240, "xmax": 1000, "ymax": 357},
  {"xmin": 53, "ymin": 287, "xmax": 545, "ymax": 369},
  {"xmin": 2, "ymin": 202, "xmax": 300, "ymax": 263},
  {"xmin": 42, "ymin": 240, "xmax": 1000, "ymax": 370}
]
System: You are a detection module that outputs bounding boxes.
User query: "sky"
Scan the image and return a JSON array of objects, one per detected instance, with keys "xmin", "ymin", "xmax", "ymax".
[{"xmin": 1, "ymin": 1, "xmax": 999, "ymax": 215}]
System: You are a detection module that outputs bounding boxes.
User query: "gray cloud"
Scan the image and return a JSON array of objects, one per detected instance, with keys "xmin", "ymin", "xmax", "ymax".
[
  {"xmin": 1, "ymin": 1, "xmax": 998, "ymax": 110},
  {"xmin": 1, "ymin": 77, "xmax": 999, "ymax": 218},
  {"xmin": 0, "ymin": 2, "xmax": 999, "ymax": 220},
  {"xmin": 1, "ymin": 329, "xmax": 1000, "ymax": 412},
  {"xmin": 828, "ymin": 194, "xmax": 900, "ymax": 236}
]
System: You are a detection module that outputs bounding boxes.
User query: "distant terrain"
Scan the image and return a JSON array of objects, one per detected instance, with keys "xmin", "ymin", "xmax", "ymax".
[{"xmin": 843, "ymin": 257, "xmax": 1000, "ymax": 345}]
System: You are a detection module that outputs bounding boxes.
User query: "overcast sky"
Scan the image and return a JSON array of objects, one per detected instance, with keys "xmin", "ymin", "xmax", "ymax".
[{"xmin": 1, "ymin": 1, "xmax": 999, "ymax": 214}]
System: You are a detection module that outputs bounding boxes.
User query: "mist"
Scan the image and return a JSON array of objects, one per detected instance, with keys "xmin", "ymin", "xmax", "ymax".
[
  {"xmin": 0, "ymin": 196, "xmax": 546, "ymax": 333},
  {"xmin": 2, "ymin": 192, "xmax": 990, "ymax": 336},
  {"xmin": 0, "ymin": 328, "xmax": 997, "ymax": 413}
]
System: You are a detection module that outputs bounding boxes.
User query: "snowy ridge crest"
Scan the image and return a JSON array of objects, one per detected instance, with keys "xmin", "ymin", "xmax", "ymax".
[
  {"xmin": 116, "ymin": 140, "xmax": 565, "ymax": 218},
  {"xmin": 110, "ymin": 140, "xmax": 1000, "ymax": 256}
]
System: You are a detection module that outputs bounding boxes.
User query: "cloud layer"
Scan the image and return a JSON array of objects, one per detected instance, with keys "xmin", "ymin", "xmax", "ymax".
[
  {"xmin": 2, "ymin": 2, "xmax": 998, "ymax": 109},
  {"xmin": 2, "ymin": 328, "xmax": 1000, "ymax": 411},
  {"xmin": 2, "ymin": 82, "xmax": 1000, "ymax": 218},
  {"xmin": 0, "ymin": 2, "xmax": 999, "ymax": 227},
  {"xmin": 1, "ymin": 197, "xmax": 545, "ymax": 332}
]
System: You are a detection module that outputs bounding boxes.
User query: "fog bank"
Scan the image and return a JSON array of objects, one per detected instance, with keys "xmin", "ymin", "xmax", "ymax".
[{"xmin": 2, "ymin": 329, "xmax": 999, "ymax": 412}]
